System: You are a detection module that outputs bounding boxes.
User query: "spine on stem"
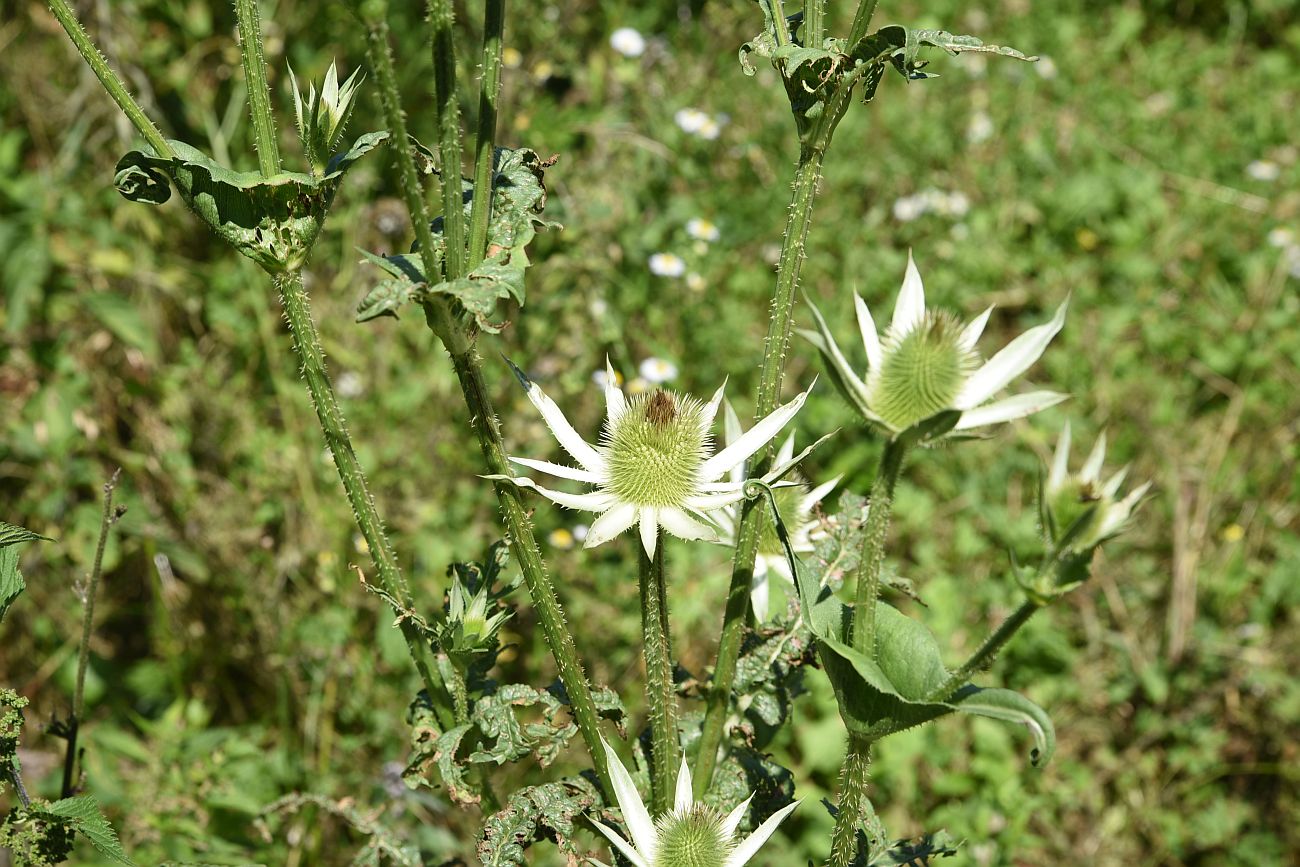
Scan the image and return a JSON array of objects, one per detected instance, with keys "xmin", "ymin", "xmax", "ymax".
[
  {"xmin": 232, "ymin": 0, "xmax": 281, "ymax": 175},
  {"xmin": 639, "ymin": 534, "xmax": 680, "ymax": 815}
]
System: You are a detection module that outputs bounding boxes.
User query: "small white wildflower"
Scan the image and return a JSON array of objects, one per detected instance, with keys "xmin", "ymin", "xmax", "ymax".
[
  {"xmin": 590, "ymin": 739, "xmax": 800, "ymax": 867},
  {"xmin": 674, "ymin": 108, "xmax": 710, "ymax": 135},
  {"xmin": 610, "ymin": 27, "xmax": 647, "ymax": 58},
  {"xmin": 572, "ymin": 523, "xmax": 589, "ymax": 542},
  {"xmin": 1285, "ymin": 246, "xmax": 1300, "ymax": 279},
  {"xmin": 1266, "ymin": 227, "xmax": 1293, "ymax": 248},
  {"xmin": 626, "ymin": 377, "xmax": 651, "ymax": 395},
  {"xmin": 591, "ymin": 297, "xmax": 610, "ymax": 317},
  {"xmin": 639, "ymin": 357, "xmax": 679, "ymax": 384},
  {"xmin": 1034, "ymin": 56, "xmax": 1058, "ymax": 80},
  {"xmin": 967, "ymin": 111, "xmax": 994, "ymax": 144},
  {"xmin": 802, "ymin": 251, "xmax": 1069, "ymax": 438},
  {"xmin": 337, "ymin": 371, "xmax": 364, "ymax": 399},
  {"xmin": 1044, "ymin": 424, "xmax": 1151, "ymax": 551},
  {"xmin": 940, "ymin": 191, "xmax": 971, "ymax": 218},
  {"xmin": 686, "ymin": 218, "xmax": 721, "ymax": 243},
  {"xmin": 1246, "ymin": 160, "xmax": 1280, "ymax": 182},
  {"xmin": 649, "ymin": 252, "xmax": 687, "ymax": 277},
  {"xmin": 686, "ymin": 272, "xmax": 707, "ymax": 292},
  {"xmin": 499, "ymin": 359, "xmax": 812, "ymax": 557},
  {"xmin": 892, "ymin": 195, "xmax": 927, "ymax": 222},
  {"xmin": 698, "ymin": 117, "xmax": 722, "ymax": 140}
]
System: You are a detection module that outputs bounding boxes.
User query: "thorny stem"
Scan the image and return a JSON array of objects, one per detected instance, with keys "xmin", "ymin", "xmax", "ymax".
[
  {"xmin": 232, "ymin": 0, "xmax": 281, "ymax": 176},
  {"xmin": 828, "ymin": 735, "xmax": 874, "ymax": 867},
  {"xmin": 847, "ymin": 0, "xmax": 882, "ymax": 46},
  {"xmin": 428, "ymin": 0, "xmax": 466, "ymax": 280},
  {"xmin": 694, "ymin": 147, "xmax": 826, "ymax": 797},
  {"xmin": 851, "ymin": 440, "xmax": 906, "ymax": 656},
  {"xmin": 362, "ymin": 5, "xmax": 613, "ymax": 796},
  {"xmin": 924, "ymin": 599, "xmax": 1044, "ymax": 702},
  {"xmin": 639, "ymin": 535, "xmax": 680, "ymax": 816},
  {"xmin": 47, "ymin": 0, "xmax": 173, "ymax": 158},
  {"xmin": 62, "ymin": 469, "xmax": 122, "ymax": 798},
  {"xmin": 275, "ymin": 272, "xmax": 454, "ymax": 731},
  {"xmin": 803, "ymin": 0, "xmax": 825, "ymax": 47},
  {"xmin": 467, "ymin": 0, "xmax": 505, "ymax": 268}
]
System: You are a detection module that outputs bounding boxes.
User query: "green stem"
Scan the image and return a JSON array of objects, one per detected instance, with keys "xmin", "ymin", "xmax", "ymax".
[
  {"xmin": 693, "ymin": 148, "xmax": 826, "ymax": 797},
  {"xmin": 275, "ymin": 272, "xmax": 453, "ymax": 730},
  {"xmin": 47, "ymin": 0, "xmax": 173, "ymax": 157},
  {"xmin": 847, "ymin": 0, "xmax": 882, "ymax": 46},
  {"xmin": 63, "ymin": 469, "xmax": 121, "ymax": 797},
  {"xmin": 428, "ymin": 303, "xmax": 613, "ymax": 794},
  {"xmin": 232, "ymin": 0, "xmax": 281, "ymax": 176},
  {"xmin": 803, "ymin": 0, "xmax": 825, "ymax": 47},
  {"xmin": 467, "ymin": 0, "xmax": 505, "ymax": 267},
  {"xmin": 924, "ymin": 599, "xmax": 1043, "ymax": 702},
  {"xmin": 362, "ymin": 5, "xmax": 612, "ymax": 797},
  {"xmin": 828, "ymin": 735, "xmax": 873, "ymax": 867},
  {"xmin": 851, "ymin": 440, "xmax": 906, "ymax": 656},
  {"xmin": 428, "ymin": 0, "xmax": 466, "ymax": 280},
  {"xmin": 639, "ymin": 535, "xmax": 680, "ymax": 816}
]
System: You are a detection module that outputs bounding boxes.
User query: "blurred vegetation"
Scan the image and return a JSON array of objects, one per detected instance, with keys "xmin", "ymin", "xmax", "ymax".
[{"xmin": 2, "ymin": 0, "xmax": 1299, "ymax": 864}]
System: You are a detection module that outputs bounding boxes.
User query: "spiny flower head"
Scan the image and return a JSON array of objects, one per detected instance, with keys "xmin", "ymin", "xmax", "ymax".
[
  {"xmin": 590, "ymin": 739, "xmax": 799, "ymax": 867},
  {"xmin": 1043, "ymin": 423, "xmax": 1151, "ymax": 552},
  {"xmin": 288, "ymin": 61, "xmax": 364, "ymax": 175},
  {"xmin": 714, "ymin": 403, "xmax": 839, "ymax": 621},
  {"xmin": 498, "ymin": 359, "xmax": 813, "ymax": 557},
  {"xmin": 801, "ymin": 251, "xmax": 1069, "ymax": 441}
]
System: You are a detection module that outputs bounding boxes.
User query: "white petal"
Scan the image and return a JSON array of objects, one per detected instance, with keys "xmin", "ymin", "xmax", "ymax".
[
  {"xmin": 724, "ymin": 402, "xmax": 745, "ymax": 485},
  {"xmin": 702, "ymin": 380, "xmax": 728, "ymax": 431},
  {"xmin": 853, "ymin": 293, "xmax": 884, "ymax": 370},
  {"xmin": 699, "ymin": 386, "xmax": 811, "ymax": 482},
  {"xmin": 1048, "ymin": 421, "xmax": 1072, "ymax": 493},
  {"xmin": 499, "ymin": 475, "xmax": 615, "ymax": 511},
  {"xmin": 889, "ymin": 250, "xmax": 926, "ymax": 336},
  {"xmin": 658, "ymin": 507, "xmax": 718, "ymax": 542},
  {"xmin": 955, "ymin": 297, "xmax": 1068, "ymax": 409},
  {"xmin": 952, "ymin": 391, "xmax": 1068, "ymax": 430},
  {"xmin": 639, "ymin": 508, "xmax": 659, "ymax": 557},
  {"xmin": 604, "ymin": 357, "xmax": 627, "ymax": 424},
  {"xmin": 510, "ymin": 360, "xmax": 606, "ymax": 472},
  {"xmin": 802, "ymin": 476, "xmax": 840, "ymax": 513},
  {"xmin": 601, "ymin": 739, "xmax": 658, "ymax": 858},
  {"xmin": 721, "ymin": 794, "xmax": 754, "ymax": 840},
  {"xmin": 1100, "ymin": 481, "xmax": 1151, "ymax": 537},
  {"xmin": 960, "ymin": 305, "xmax": 994, "ymax": 351},
  {"xmin": 750, "ymin": 571, "xmax": 770, "ymax": 622},
  {"xmin": 591, "ymin": 820, "xmax": 650, "ymax": 867},
  {"xmin": 725, "ymin": 800, "xmax": 801, "ymax": 867},
  {"xmin": 1102, "ymin": 465, "xmax": 1130, "ymax": 499},
  {"xmin": 508, "ymin": 455, "xmax": 601, "ymax": 484},
  {"xmin": 674, "ymin": 759, "xmax": 694, "ymax": 814},
  {"xmin": 1081, "ymin": 431, "xmax": 1107, "ymax": 485},
  {"xmin": 776, "ymin": 432, "xmax": 795, "ymax": 467},
  {"xmin": 585, "ymin": 502, "xmax": 640, "ymax": 548},
  {"xmin": 801, "ymin": 298, "xmax": 872, "ymax": 413},
  {"xmin": 684, "ymin": 490, "xmax": 747, "ymax": 511},
  {"xmin": 766, "ymin": 553, "xmax": 795, "ymax": 584}
]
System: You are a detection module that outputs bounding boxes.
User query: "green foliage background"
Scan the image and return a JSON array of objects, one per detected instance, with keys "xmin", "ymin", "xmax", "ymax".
[{"xmin": 2, "ymin": 0, "xmax": 1298, "ymax": 863}]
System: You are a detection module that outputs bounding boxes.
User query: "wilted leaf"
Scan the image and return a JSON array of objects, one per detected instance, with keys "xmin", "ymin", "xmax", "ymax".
[{"xmin": 477, "ymin": 777, "xmax": 599, "ymax": 866}]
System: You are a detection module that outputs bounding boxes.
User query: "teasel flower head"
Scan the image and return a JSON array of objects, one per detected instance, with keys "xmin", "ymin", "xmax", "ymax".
[
  {"xmin": 288, "ymin": 61, "xmax": 364, "ymax": 175},
  {"xmin": 1042, "ymin": 423, "xmax": 1151, "ymax": 553},
  {"xmin": 496, "ymin": 359, "xmax": 813, "ymax": 558},
  {"xmin": 589, "ymin": 738, "xmax": 800, "ymax": 867},
  {"xmin": 801, "ymin": 251, "xmax": 1069, "ymax": 442}
]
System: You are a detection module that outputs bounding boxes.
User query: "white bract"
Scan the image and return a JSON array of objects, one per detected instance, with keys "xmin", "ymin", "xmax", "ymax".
[
  {"xmin": 1044, "ymin": 423, "xmax": 1151, "ymax": 550},
  {"xmin": 714, "ymin": 404, "xmax": 839, "ymax": 622},
  {"xmin": 500, "ymin": 360, "xmax": 812, "ymax": 557},
  {"xmin": 590, "ymin": 739, "xmax": 799, "ymax": 867},
  {"xmin": 802, "ymin": 252, "xmax": 1069, "ymax": 440}
]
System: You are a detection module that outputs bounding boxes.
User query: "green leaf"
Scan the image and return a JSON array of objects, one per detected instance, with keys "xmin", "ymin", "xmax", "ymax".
[
  {"xmin": 41, "ymin": 796, "xmax": 136, "ymax": 866},
  {"xmin": 114, "ymin": 131, "xmax": 388, "ymax": 273},
  {"xmin": 1, "ymin": 521, "xmax": 48, "ymax": 624},
  {"xmin": 0, "ymin": 521, "xmax": 51, "ymax": 547},
  {"xmin": 771, "ymin": 490, "xmax": 1056, "ymax": 765},
  {"xmin": 867, "ymin": 830, "xmax": 962, "ymax": 865},
  {"xmin": 476, "ymin": 777, "xmax": 599, "ymax": 866},
  {"xmin": 359, "ymin": 147, "xmax": 559, "ymax": 333}
]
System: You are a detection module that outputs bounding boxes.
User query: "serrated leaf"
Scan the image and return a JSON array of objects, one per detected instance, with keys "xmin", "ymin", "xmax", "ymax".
[
  {"xmin": 476, "ymin": 777, "xmax": 599, "ymax": 866},
  {"xmin": 114, "ymin": 131, "xmax": 388, "ymax": 273},
  {"xmin": 1, "ymin": 522, "xmax": 46, "ymax": 624},
  {"xmin": 0, "ymin": 521, "xmax": 51, "ymax": 547},
  {"xmin": 868, "ymin": 830, "xmax": 962, "ymax": 865},
  {"xmin": 42, "ymin": 796, "xmax": 136, "ymax": 866}
]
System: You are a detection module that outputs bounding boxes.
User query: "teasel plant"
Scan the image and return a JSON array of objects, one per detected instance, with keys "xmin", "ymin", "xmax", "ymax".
[{"xmin": 39, "ymin": 0, "xmax": 1150, "ymax": 863}]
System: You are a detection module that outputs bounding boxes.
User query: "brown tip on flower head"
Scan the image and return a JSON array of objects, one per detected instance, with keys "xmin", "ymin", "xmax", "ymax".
[{"xmin": 645, "ymin": 390, "xmax": 677, "ymax": 426}]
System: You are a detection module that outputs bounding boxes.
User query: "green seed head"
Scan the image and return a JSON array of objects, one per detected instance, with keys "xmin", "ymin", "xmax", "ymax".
[
  {"xmin": 756, "ymin": 481, "xmax": 808, "ymax": 556},
  {"xmin": 654, "ymin": 806, "xmax": 735, "ymax": 867},
  {"xmin": 869, "ymin": 310, "xmax": 978, "ymax": 431},
  {"xmin": 605, "ymin": 390, "xmax": 709, "ymax": 507}
]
